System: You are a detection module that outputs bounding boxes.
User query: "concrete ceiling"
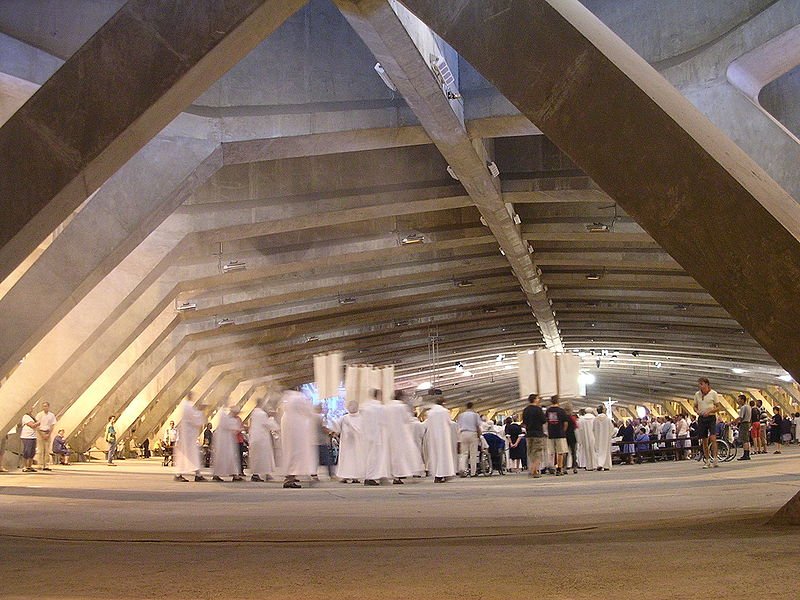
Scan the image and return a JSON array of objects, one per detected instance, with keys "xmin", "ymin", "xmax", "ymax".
[{"xmin": 1, "ymin": 0, "xmax": 799, "ymax": 450}]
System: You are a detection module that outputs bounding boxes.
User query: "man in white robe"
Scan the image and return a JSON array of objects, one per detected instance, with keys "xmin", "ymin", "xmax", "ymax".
[
  {"xmin": 359, "ymin": 390, "xmax": 390, "ymax": 485},
  {"xmin": 334, "ymin": 402, "xmax": 364, "ymax": 483},
  {"xmin": 212, "ymin": 407, "xmax": 243, "ymax": 482},
  {"xmin": 384, "ymin": 393, "xmax": 424, "ymax": 484},
  {"xmin": 576, "ymin": 408, "xmax": 597, "ymax": 471},
  {"xmin": 594, "ymin": 405, "xmax": 614, "ymax": 471},
  {"xmin": 411, "ymin": 414, "xmax": 427, "ymax": 474},
  {"xmin": 173, "ymin": 394, "xmax": 207, "ymax": 482},
  {"xmin": 424, "ymin": 399, "xmax": 456, "ymax": 482},
  {"xmin": 280, "ymin": 390, "xmax": 317, "ymax": 488},
  {"xmin": 248, "ymin": 400, "xmax": 280, "ymax": 482}
]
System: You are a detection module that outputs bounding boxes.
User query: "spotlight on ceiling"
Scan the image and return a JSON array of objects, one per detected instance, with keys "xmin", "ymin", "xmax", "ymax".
[
  {"xmin": 222, "ymin": 260, "xmax": 246, "ymax": 273},
  {"xmin": 455, "ymin": 361, "xmax": 464, "ymax": 373},
  {"xmin": 373, "ymin": 62, "xmax": 396, "ymax": 91},
  {"xmin": 446, "ymin": 165, "xmax": 459, "ymax": 180},
  {"xmin": 175, "ymin": 301, "xmax": 197, "ymax": 312},
  {"xmin": 586, "ymin": 222, "xmax": 609, "ymax": 233},
  {"xmin": 779, "ymin": 373, "xmax": 793, "ymax": 382},
  {"xmin": 496, "ymin": 353, "xmax": 505, "ymax": 363},
  {"xmin": 446, "ymin": 90, "xmax": 462, "ymax": 100},
  {"xmin": 654, "ymin": 361, "xmax": 662, "ymax": 369},
  {"xmin": 305, "ymin": 335, "xmax": 320, "ymax": 343},
  {"xmin": 586, "ymin": 273, "xmax": 601, "ymax": 280},
  {"xmin": 216, "ymin": 318, "xmax": 234, "ymax": 327},
  {"xmin": 487, "ymin": 161, "xmax": 500, "ymax": 178},
  {"xmin": 455, "ymin": 279, "xmax": 474, "ymax": 288},
  {"xmin": 338, "ymin": 295, "xmax": 357, "ymax": 305}
]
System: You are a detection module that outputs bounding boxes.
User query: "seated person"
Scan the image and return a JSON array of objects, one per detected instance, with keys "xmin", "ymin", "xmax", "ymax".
[
  {"xmin": 52, "ymin": 429, "xmax": 71, "ymax": 465},
  {"xmin": 635, "ymin": 427, "xmax": 651, "ymax": 461}
]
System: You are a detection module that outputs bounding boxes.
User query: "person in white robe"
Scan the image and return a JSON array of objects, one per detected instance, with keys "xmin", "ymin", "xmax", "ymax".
[
  {"xmin": 424, "ymin": 399, "xmax": 456, "ymax": 482},
  {"xmin": 384, "ymin": 393, "xmax": 424, "ymax": 483},
  {"xmin": 173, "ymin": 394, "xmax": 207, "ymax": 482},
  {"xmin": 594, "ymin": 404, "xmax": 614, "ymax": 471},
  {"xmin": 334, "ymin": 402, "xmax": 365, "ymax": 483},
  {"xmin": 576, "ymin": 408, "xmax": 597, "ymax": 471},
  {"xmin": 248, "ymin": 400, "xmax": 280, "ymax": 482},
  {"xmin": 411, "ymin": 414, "xmax": 427, "ymax": 474},
  {"xmin": 449, "ymin": 418, "xmax": 459, "ymax": 471},
  {"xmin": 280, "ymin": 389, "xmax": 317, "ymax": 488},
  {"xmin": 359, "ymin": 390, "xmax": 391, "ymax": 485},
  {"xmin": 212, "ymin": 407, "xmax": 243, "ymax": 482}
]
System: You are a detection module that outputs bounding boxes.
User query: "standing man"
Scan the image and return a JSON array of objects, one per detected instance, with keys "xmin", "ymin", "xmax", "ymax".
[
  {"xmin": 545, "ymin": 396, "xmax": 569, "ymax": 476},
  {"xmin": 757, "ymin": 399, "xmax": 769, "ymax": 453},
  {"xmin": 249, "ymin": 399, "xmax": 279, "ymax": 482},
  {"xmin": 522, "ymin": 394, "xmax": 546, "ymax": 478},
  {"xmin": 424, "ymin": 398, "xmax": 456, "ymax": 483},
  {"xmin": 20, "ymin": 411, "xmax": 39, "ymax": 472},
  {"xmin": 735, "ymin": 394, "xmax": 752, "ymax": 461},
  {"xmin": 173, "ymin": 393, "xmax": 207, "ymax": 482},
  {"xmin": 594, "ymin": 405, "xmax": 613, "ymax": 471},
  {"xmin": 105, "ymin": 416, "xmax": 117, "ymax": 466},
  {"xmin": 694, "ymin": 377, "xmax": 721, "ymax": 468},
  {"xmin": 456, "ymin": 402, "xmax": 482, "ymax": 477},
  {"xmin": 34, "ymin": 402, "xmax": 57, "ymax": 471}
]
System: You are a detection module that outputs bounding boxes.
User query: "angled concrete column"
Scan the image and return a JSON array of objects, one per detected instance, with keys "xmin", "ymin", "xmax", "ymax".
[
  {"xmin": 335, "ymin": 0, "xmax": 563, "ymax": 351},
  {"xmin": 0, "ymin": 0, "xmax": 307, "ymax": 280},
  {"xmin": 397, "ymin": 0, "xmax": 800, "ymax": 379}
]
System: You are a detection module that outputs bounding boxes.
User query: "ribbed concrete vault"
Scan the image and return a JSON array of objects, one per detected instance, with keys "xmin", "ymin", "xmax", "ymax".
[{"xmin": 1, "ymin": 0, "xmax": 800, "ymax": 454}]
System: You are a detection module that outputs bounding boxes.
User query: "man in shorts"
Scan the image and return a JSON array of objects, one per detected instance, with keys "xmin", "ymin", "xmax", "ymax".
[
  {"xmin": 735, "ymin": 394, "xmax": 751, "ymax": 460},
  {"xmin": 694, "ymin": 377, "xmax": 721, "ymax": 468},
  {"xmin": 20, "ymin": 412, "xmax": 39, "ymax": 472},
  {"xmin": 522, "ymin": 394, "xmax": 546, "ymax": 478},
  {"xmin": 545, "ymin": 396, "xmax": 569, "ymax": 476}
]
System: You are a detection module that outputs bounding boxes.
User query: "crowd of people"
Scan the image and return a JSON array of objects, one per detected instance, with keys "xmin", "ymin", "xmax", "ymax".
[{"xmin": 4, "ymin": 378, "xmax": 798, "ymax": 480}]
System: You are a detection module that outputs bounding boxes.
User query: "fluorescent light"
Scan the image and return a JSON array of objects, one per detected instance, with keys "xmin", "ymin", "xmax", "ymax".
[
  {"xmin": 338, "ymin": 296, "xmax": 356, "ymax": 305},
  {"xmin": 373, "ymin": 62, "xmax": 396, "ymax": 91},
  {"xmin": 446, "ymin": 165, "xmax": 459, "ymax": 180},
  {"xmin": 401, "ymin": 232, "xmax": 425, "ymax": 245},
  {"xmin": 779, "ymin": 373, "xmax": 793, "ymax": 382},
  {"xmin": 512, "ymin": 213, "xmax": 521, "ymax": 225},
  {"xmin": 416, "ymin": 381, "xmax": 432, "ymax": 391},
  {"xmin": 496, "ymin": 354, "xmax": 505, "ymax": 362},
  {"xmin": 586, "ymin": 273, "xmax": 601, "ymax": 280},
  {"xmin": 216, "ymin": 318, "xmax": 234, "ymax": 327},
  {"xmin": 175, "ymin": 301, "xmax": 197, "ymax": 312},
  {"xmin": 455, "ymin": 279, "xmax": 474, "ymax": 288},
  {"xmin": 586, "ymin": 222, "xmax": 609, "ymax": 233},
  {"xmin": 731, "ymin": 368, "xmax": 746, "ymax": 374},
  {"xmin": 499, "ymin": 247, "xmax": 506, "ymax": 256},
  {"xmin": 487, "ymin": 161, "xmax": 500, "ymax": 178},
  {"xmin": 222, "ymin": 260, "xmax": 246, "ymax": 273}
]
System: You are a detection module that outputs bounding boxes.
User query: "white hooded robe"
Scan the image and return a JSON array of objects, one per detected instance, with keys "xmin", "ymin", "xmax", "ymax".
[
  {"xmin": 248, "ymin": 407, "xmax": 279, "ymax": 476},
  {"xmin": 424, "ymin": 404, "xmax": 456, "ymax": 478},
  {"xmin": 212, "ymin": 410, "xmax": 241, "ymax": 477},
  {"xmin": 594, "ymin": 413, "xmax": 614, "ymax": 470},
  {"xmin": 174, "ymin": 399, "xmax": 204, "ymax": 475},
  {"xmin": 334, "ymin": 412, "xmax": 365, "ymax": 480},
  {"xmin": 280, "ymin": 391, "xmax": 317, "ymax": 477},
  {"xmin": 576, "ymin": 413, "xmax": 597, "ymax": 470},
  {"xmin": 384, "ymin": 400, "xmax": 424, "ymax": 478},
  {"xmin": 359, "ymin": 399, "xmax": 391, "ymax": 480}
]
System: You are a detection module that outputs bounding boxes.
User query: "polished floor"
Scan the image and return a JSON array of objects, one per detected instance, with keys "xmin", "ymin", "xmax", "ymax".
[{"xmin": 2, "ymin": 449, "xmax": 799, "ymax": 599}]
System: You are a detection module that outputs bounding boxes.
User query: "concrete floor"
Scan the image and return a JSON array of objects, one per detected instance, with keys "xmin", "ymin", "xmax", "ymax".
[{"xmin": 2, "ymin": 450, "xmax": 799, "ymax": 599}]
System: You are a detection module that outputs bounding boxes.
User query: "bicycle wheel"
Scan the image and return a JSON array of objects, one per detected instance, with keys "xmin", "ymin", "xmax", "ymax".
[
  {"xmin": 724, "ymin": 441, "xmax": 738, "ymax": 462},
  {"xmin": 716, "ymin": 440, "xmax": 730, "ymax": 462}
]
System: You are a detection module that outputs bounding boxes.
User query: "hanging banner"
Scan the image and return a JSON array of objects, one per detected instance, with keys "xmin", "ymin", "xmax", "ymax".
[
  {"xmin": 517, "ymin": 351, "xmax": 537, "ymax": 399},
  {"xmin": 535, "ymin": 349, "xmax": 557, "ymax": 398},
  {"xmin": 557, "ymin": 353, "xmax": 581, "ymax": 398}
]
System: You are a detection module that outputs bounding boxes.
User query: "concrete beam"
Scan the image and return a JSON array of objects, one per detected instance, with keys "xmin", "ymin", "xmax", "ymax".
[
  {"xmin": 335, "ymin": 0, "xmax": 563, "ymax": 351},
  {"xmin": 0, "ymin": 0, "xmax": 307, "ymax": 280},
  {"xmin": 395, "ymin": 0, "xmax": 800, "ymax": 380}
]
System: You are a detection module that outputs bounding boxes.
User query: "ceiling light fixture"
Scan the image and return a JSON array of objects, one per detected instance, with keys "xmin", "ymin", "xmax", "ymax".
[
  {"xmin": 779, "ymin": 373, "xmax": 793, "ymax": 382},
  {"xmin": 216, "ymin": 318, "xmax": 235, "ymax": 327},
  {"xmin": 305, "ymin": 335, "xmax": 319, "ymax": 343},
  {"xmin": 586, "ymin": 222, "xmax": 609, "ymax": 233},
  {"xmin": 487, "ymin": 161, "xmax": 500, "ymax": 178},
  {"xmin": 175, "ymin": 301, "xmax": 197, "ymax": 312},
  {"xmin": 400, "ymin": 232, "xmax": 425, "ymax": 245},
  {"xmin": 446, "ymin": 165, "xmax": 459, "ymax": 180},
  {"xmin": 586, "ymin": 273, "xmax": 601, "ymax": 280},
  {"xmin": 731, "ymin": 368, "xmax": 746, "ymax": 374},
  {"xmin": 416, "ymin": 381, "xmax": 432, "ymax": 391},
  {"xmin": 455, "ymin": 279, "xmax": 474, "ymax": 288},
  {"xmin": 222, "ymin": 260, "xmax": 246, "ymax": 273},
  {"xmin": 337, "ymin": 293, "xmax": 356, "ymax": 305},
  {"xmin": 373, "ymin": 62, "xmax": 396, "ymax": 91}
]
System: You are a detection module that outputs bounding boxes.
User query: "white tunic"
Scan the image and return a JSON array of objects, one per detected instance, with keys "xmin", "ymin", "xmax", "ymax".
[
  {"xmin": 411, "ymin": 418, "xmax": 426, "ymax": 470},
  {"xmin": 280, "ymin": 391, "xmax": 317, "ymax": 477},
  {"xmin": 248, "ymin": 407, "xmax": 279, "ymax": 476},
  {"xmin": 334, "ymin": 412, "xmax": 365, "ymax": 480},
  {"xmin": 359, "ymin": 399, "xmax": 390, "ymax": 480},
  {"xmin": 212, "ymin": 411, "xmax": 241, "ymax": 477},
  {"xmin": 384, "ymin": 400, "xmax": 424, "ymax": 478},
  {"xmin": 576, "ymin": 413, "xmax": 597, "ymax": 470},
  {"xmin": 174, "ymin": 399, "xmax": 205, "ymax": 474},
  {"xmin": 424, "ymin": 405, "xmax": 456, "ymax": 478},
  {"xmin": 594, "ymin": 413, "xmax": 614, "ymax": 470}
]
